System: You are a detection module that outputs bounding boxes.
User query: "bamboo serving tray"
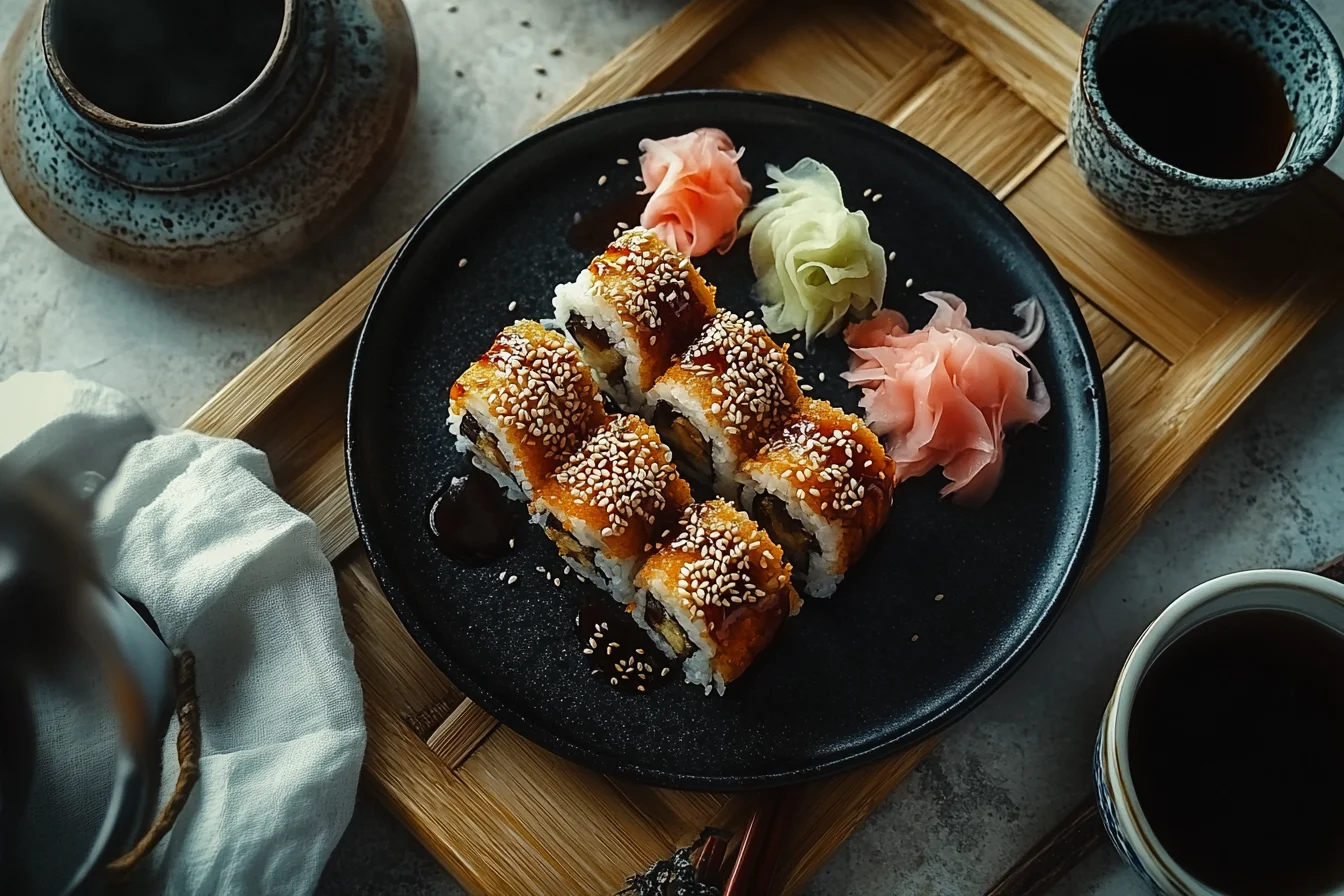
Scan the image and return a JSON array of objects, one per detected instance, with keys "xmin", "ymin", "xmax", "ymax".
[{"xmin": 186, "ymin": 0, "xmax": 1344, "ymax": 892}]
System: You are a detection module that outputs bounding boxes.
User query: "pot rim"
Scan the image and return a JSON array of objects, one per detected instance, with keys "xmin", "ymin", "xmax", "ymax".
[
  {"xmin": 1079, "ymin": 0, "xmax": 1344, "ymax": 194},
  {"xmin": 40, "ymin": 0, "xmax": 298, "ymax": 136}
]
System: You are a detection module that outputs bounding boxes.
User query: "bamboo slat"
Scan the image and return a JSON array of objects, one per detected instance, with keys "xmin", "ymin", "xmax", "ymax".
[{"xmin": 180, "ymin": 0, "xmax": 1344, "ymax": 893}]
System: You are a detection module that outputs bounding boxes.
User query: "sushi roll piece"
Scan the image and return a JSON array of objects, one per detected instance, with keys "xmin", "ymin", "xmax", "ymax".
[
  {"xmin": 531, "ymin": 415, "xmax": 692, "ymax": 600},
  {"xmin": 647, "ymin": 311, "xmax": 801, "ymax": 496},
  {"xmin": 447, "ymin": 320, "xmax": 608, "ymax": 501},
  {"xmin": 737, "ymin": 397, "xmax": 896, "ymax": 598},
  {"xmin": 634, "ymin": 499, "xmax": 801, "ymax": 694},
  {"xmin": 553, "ymin": 227, "xmax": 717, "ymax": 410}
]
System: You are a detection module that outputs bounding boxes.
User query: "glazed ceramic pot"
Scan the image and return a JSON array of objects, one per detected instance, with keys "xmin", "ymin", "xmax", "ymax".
[
  {"xmin": 1068, "ymin": 0, "xmax": 1344, "ymax": 236},
  {"xmin": 0, "ymin": 0, "xmax": 416, "ymax": 286},
  {"xmin": 1094, "ymin": 570, "xmax": 1344, "ymax": 895}
]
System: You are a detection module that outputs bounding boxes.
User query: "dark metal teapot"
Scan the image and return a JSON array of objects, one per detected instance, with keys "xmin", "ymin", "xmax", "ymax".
[{"xmin": 0, "ymin": 464, "xmax": 177, "ymax": 895}]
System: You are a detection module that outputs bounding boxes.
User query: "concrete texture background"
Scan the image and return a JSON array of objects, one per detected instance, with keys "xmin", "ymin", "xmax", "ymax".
[{"xmin": 0, "ymin": 0, "xmax": 1340, "ymax": 893}]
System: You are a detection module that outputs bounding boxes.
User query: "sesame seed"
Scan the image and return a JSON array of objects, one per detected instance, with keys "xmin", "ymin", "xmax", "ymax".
[
  {"xmin": 553, "ymin": 418, "xmax": 679, "ymax": 537},
  {"xmin": 872, "ymin": 193, "xmax": 883, "ymax": 202},
  {"xmin": 611, "ymin": 677, "xmax": 618, "ymax": 686},
  {"xmin": 616, "ymin": 157, "xmax": 629, "ymax": 165},
  {"xmin": 498, "ymin": 571, "xmax": 506, "ymax": 581},
  {"xmin": 905, "ymin": 277, "xmax": 914, "ymax": 288},
  {"xmin": 793, "ymin": 352, "xmax": 804, "ymax": 360},
  {"xmin": 863, "ymin": 187, "xmax": 872, "ymax": 197},
  {"xmin": 458, "ymin": 258, "xmax": 468, "ymax": 268},
  {"xmin": 818, "ymin": 372, "xmax": 826, "ymax": 382},
  {"xmin": 508, "ymin": 538, "xmax": 515, "ymax": 548},
  {"xmin": 616, "ymin": 221, "xmax": 629, "ymax": 229},
  {"xmin": 637, "ymin": 685, "xmax": 646, "ymax": 692},
  {"xmin": 554, "ymin": 577, "xmax": 562, "ymax": 586},
  {"xmin": 801, "ymin": 384, "xmax": 814, "ymax": 392},
  {"xmin": 634, "ymin": 175, "xmax": 643, "ymax": 183},
  {"xmin": 597, "ymin": 174, "xmax": 608, "ymax": 186},
  {"xmin": 935, "ymin": 593, "xmax": 944, "ymax": 601},
  {"xmin": 888, "ymin": 251, "xmax": 896, "ymax": 261},
  {"xmin": 661, "ymin": 667, "xmax": 670, "ymax": 677},
  {"xmin": 583, "ymin": 648, "xmax": 592, "ymax": 654},
  {"xmin": 911, "ymin": 634, "xmax": 919, "ymax": 641},
  {"xmin": 507, "ymin": 575, "xmax": 518, "ymax": 585},
  {"xmin": 507, "ymin": 301, "xmax": 517, "ymax": 312},
  {"xmin": 563, "ymin": 567, "xmax": 570, "ymax": 575}
]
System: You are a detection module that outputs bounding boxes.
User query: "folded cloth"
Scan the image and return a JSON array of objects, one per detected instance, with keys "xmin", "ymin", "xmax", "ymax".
[{"xmin": 1, "ymin": 371, "xmax": 364, "ymax": 895}]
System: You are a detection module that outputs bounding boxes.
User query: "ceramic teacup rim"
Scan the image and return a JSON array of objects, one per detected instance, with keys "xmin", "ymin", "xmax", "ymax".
[
  {"xmin": 1106, "ymin": 569, "xmax": 1344, "ymax": 895},
  {"xmin": 1080, "ymin": 0, "xmax": 1344, "ymax": 193},
  {"xmin": 39, "ymin": 0, "xmax": 298, "ymax": 136}
]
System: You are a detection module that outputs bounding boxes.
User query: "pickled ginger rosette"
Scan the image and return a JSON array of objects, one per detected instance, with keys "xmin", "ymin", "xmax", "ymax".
[
  {"xmin": 842, "ymin": 292, "xmax": 1050, "ymax": 506},
  {"xmin": 738, "ymin": 158, "xmax": 886, "ymax": 345},
  {"xmin": 638, "ymin": 128, "xmax": 753, "ymax": 257}
]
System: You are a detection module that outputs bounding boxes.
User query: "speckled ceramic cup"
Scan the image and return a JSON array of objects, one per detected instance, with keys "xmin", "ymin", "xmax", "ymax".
[
  {"xmin": 1069, "ymin": 0, "xmax": 1344, "ymax": 235},
  {"xmin": 1095, "ymin": 570, "xmax": 1344, "ymax": 895}
]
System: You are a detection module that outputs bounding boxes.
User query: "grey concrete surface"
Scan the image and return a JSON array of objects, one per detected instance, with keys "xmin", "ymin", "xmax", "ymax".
[{"xmin": 1, "ymin": 0, "xmax": 1341, "ymax": 894}]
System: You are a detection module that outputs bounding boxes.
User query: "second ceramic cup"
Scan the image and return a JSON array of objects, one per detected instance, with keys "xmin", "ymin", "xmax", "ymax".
[{"xmin": 1068, "ymin": 0, "xmax": 1344, "ymax": 235}]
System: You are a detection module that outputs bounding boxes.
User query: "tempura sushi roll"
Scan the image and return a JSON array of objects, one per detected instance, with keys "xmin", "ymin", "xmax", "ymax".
[
  {"xmin": 553, "ymin": 227, "xmax": 717, "ymax": 409},
  {"xmin": 531, "ymin": 415, "xmax": 692, "ymax": 600},
  {"xmin": 648, "ymin": 311, "xmax": 801, "ymax": 496},
  {"xmin": 634, "ymin": 499, "xmax": 801, "ymax": 694},
  {"xmin": 447, "ymin": 320, "xmax": 608, "ymax": 501},
  {"xmin": 738, "ymin": 398, "xmax": 896, "ymax": 598}
]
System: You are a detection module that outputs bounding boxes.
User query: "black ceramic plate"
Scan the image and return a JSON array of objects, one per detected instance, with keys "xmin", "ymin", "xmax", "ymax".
[{"xmin": 348, "ymin": 91, "xmax": 1107, "ymax": 790}]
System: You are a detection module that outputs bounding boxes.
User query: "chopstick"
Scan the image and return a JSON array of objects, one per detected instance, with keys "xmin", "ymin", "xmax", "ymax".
[
  {"xmin": 715, "ymin": 786, "xmax": 801, "ymax": 896},
  {"xmin": 983, "ymin": 796, "xmax": 1105, "ymax": 896}
]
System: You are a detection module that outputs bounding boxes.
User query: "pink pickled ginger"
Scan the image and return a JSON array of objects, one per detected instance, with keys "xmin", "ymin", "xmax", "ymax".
[
  {"xmin": 638, "ymin": 128, "xmax": 752, "ymax": 257},
  {"xmin": 842, "ymin": 292, "xmax": 1050, "ymax": 506}
]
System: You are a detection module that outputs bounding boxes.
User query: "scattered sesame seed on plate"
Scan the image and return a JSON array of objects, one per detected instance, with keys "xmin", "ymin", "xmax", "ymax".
[
  {"xmin": 616, "ymin": 157, "xmax": 629, "ymax": 165},
  {"xmin": 498, "ymin": 571, "xmax": 506, "ymax": 581},
  {"xmin": 554, "ymin": 577, "xmax": 561, "ymax": 586},
  {"xmin": 872, "ymin": 193, "xmax": 883, "ymax": 202},
  {"xmin": 801, "ymin": 384, "xmax": 814, "ymax": 392},
  {"xmin": 634, "ymin": 175, "xmax": 643, "ymax": 183},
  {"xmin": 935, "ymin": 593, "xmax": 945, "ymax": 601},
  {"xmin": 507, "ymin": 538, "xmax": 515, "ymax": 548},
  {"xmin": 905, "ymin": 277, "xmax": 914, "ymax": 288},
  {"xmin": 616, "ymin": 221, "xmax": 628, "ymax": 229},
  {"xmin": 793, "ymin": 352, "xmax": 804, "ymax": 360},
  {"xmin": 911, "ymin": 633, "xmax": 920, "ymax": 641},
  {"xmin": 507, "ymin": 301, "xmax": 516, "ymax": 312},
  {"xmin": 507, "ymin": 575, "xmax": 517, "ymax": 585},
  {"xmin": 863, "ymin": 187, "xmax": 872, "ymax": 197},
  {"xmin": 661, "ymin": 667, "xmax": 670, "ymax": 677},
  {"xmin": 597, "ymin": 174, "xmax": 608, "ymax": 186},
  {"xmin": 817, "ymin": 371, "xmax": 826, "ymax": 382},
  {"xmin": 888, "ymin": 250, "xmax": 896, "ymax": 261},
  {"xmin": 457, "ymin": 258, "xmax": 467, "ymax": 268},
  {"xmin": 744, "ymin": 310, "xmax": 755, "ymax": 319}
]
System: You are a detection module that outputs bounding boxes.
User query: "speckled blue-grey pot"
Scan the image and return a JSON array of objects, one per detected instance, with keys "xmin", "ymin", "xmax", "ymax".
[
  {"xmin": 1069, "ymin": 0, "xmax": 1344, "ymax": 236},
  {"xmin": 1096, "ymin": 571, "xmax": 1344, "ymax": 895},
  {"xmin": 0, "ymin": 0, "xmax": 416, "ymax": 286}
]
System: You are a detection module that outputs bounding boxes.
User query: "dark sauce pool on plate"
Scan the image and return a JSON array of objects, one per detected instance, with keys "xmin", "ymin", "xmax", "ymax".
[
  {"xmin": 576, "ymin": 593, "xmax": 673, "ymax": 693},
  {"xmin": 427, "ymin": 466, "xmax": 517, "ymax": 565},
  {"xmin": 1127, "ymin": 608, "xmax": 1344, "ymax": 895}
]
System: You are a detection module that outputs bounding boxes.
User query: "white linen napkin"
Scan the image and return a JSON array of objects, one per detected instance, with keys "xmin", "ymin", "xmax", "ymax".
[{"xmin": 1, "ymin": 371, "xmax": 364, "ymax": 895}]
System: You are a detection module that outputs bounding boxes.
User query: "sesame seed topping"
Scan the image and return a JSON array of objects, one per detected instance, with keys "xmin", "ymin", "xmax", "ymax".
[
  {"xmin": 863, "ymin": 187, "xmax": 872, "ymax": 197},
  {"xmin": 678, "ymin": 312, "xmax": 794, "ymax": 438},
  {"xmin": 634, "ymin": 175, "xmax": 643, "ymax": 183},
  {"xmin": 801, "ymin": 384, "xmax": 814, "ymax": 392},
  {"xmin": 616, "ymin": 158, "xmax": 629, "ymax": 165},
  {"xmin": 817, "ymin": 372, "xmax": 826, "ymax": 382},
  {"xmin": 888, "ymin": 251, "xmax": 896, "ymax": 261},
  {"xmin": 662, "ymin": 667, "xmax": 670, "ymax": 677},
  {"xmin": 666, "ymin": 504, "xmax": 774, "ymax": 610},
  {"xmin": 507, "ymin": 575, "xmax": 518, "ymax": 585},
  {"xmin": 911, "ymin": 633, "xmax": 919, "ymax": 641},
  {"xmin": 552, "ymin": 417, "xmax": 680, "ymax": 537},
  {"xmin": 458, "ymin": 258, "xmax": 468, "ymax": 268},
  {"xmin": 498, "ymin": 571, "xmax": 506, "ymax": 581},
  {"xmin": 483, "ymin": 328, "xmax": 598, "ymax": 458},
  {"xmin": 905, "ymin": 277, "xmax": 914, "ymax": 288},
  {"xmin": 935, "ymin": 593, "xmax": 944, "ymax": 601},
  {"xmin": 793, "ymin": 352, "xmax": 804, "ymax": 360},
  {"xmin": 597, "ymin": 175, "xmax": 608, "ymax": 186},
  {"xmin": 872, "ymin": 193, "xmax": 883, "ymax": 202},
  {"xmin": 508, "ymin": 538, "xmax": 515, "ymax": 548},
  {"xmin": 760, "ymin": 414, "xmax": 881, "ymax": 515}
]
